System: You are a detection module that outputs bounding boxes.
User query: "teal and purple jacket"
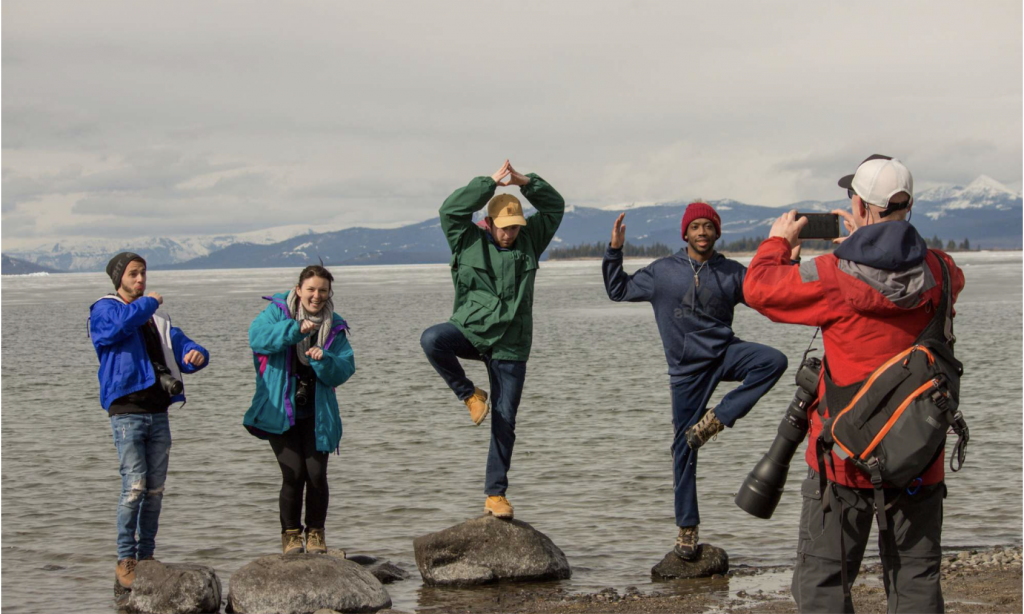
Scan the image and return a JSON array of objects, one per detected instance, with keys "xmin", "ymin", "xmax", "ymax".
[{"xmin": 243, "ymin": 292, "xmax": 355, "ymax": 453}]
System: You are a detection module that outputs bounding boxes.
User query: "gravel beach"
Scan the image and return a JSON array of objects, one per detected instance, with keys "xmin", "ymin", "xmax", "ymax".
[{"xmin": 391, "ymin": 546, "xmax": 1021, "ymax": 614}]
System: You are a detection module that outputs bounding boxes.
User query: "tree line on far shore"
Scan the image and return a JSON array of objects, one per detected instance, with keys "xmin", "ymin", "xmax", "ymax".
[{"xmin": 548, "ymin": 236, "xmax": 982, "ymax": 259}]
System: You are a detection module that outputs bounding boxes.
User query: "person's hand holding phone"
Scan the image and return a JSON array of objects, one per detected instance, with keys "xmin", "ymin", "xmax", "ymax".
[{"xmin": 769, "ymin": 210, "xmax": 809, "ymax": 247}]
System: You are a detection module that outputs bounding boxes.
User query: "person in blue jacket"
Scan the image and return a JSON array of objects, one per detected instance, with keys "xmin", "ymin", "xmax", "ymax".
[
  {"xmin": 602, "ymin": 202, "xmax": 789, "ymax": 561},
  {"xmin": 89, "ymin": 252, "xmax": 209, "ymax": 590},
  {"xmin": 244, "ymin": 264, "xmax": 356, "ymax": 556}
]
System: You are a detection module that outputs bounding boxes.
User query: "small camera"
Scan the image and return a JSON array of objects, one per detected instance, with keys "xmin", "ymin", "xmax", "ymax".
[
  {"xmin": 152, "ymin": 362, "xmax": 183, "ymax": 396},
  {"xmin": 295, "ymin": 379, "xmax": 312, "ymax": 406}
]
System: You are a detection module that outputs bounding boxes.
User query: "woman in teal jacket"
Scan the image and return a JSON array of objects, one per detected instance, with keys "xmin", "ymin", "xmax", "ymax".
[{"xmin": 244, "ymin": 265, "xmax": 355, "ymax": 555}]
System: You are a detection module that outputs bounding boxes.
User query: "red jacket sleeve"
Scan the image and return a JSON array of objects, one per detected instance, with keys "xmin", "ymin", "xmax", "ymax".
[{"xmin": 744, "ymin": 237, "xmax": 835, "ymax": 328}]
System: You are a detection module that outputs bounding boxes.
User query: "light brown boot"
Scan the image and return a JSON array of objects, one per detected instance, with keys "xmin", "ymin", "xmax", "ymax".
[
  {"xmin": 674, "ymin": 525, "xmax": 699, "ymax": 560},
  {"xmin": 305, "ymin": 528, "xmax": 327, "ymax": 554},
  {"xmin": 282, "ymin": 529, "xmax": 305, "ymax": 555},
  {"xmin": 115, "ymin": 558, "xmax": 137, "ymax": 589},
  {"xmin": 464, "ymin": 387, "xmax": 489, "ymax": 425},
  {"xmin": 685, "ymin": 410, "xmax": 724, "ymax": 450},
  {"xmin": 485, "ymin": 495, "xmax": 514, "ymax": 519}
]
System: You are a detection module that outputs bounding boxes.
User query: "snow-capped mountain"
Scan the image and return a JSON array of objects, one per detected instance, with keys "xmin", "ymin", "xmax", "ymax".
[
  {"xmin": 917, "ymin": 175, "xmax": 1020, "ymax": 219},
  {"xmin": 5, "ymin": 176, "xmax": 1020, "ymax": 272},
  {"xmin": 4, "ymin": 225, "xmax": 340, "ymax": 273}
]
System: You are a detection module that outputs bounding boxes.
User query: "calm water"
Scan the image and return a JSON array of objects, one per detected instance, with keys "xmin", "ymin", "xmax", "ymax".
[{"xmin": 2, "ymin": 252, "xmax": 1021, "ymax": 613}]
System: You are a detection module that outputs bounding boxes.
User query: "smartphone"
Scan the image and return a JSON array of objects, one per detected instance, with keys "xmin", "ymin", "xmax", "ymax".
[{"xmin": 796, "ymin": 213, "xmax": 841, "ymax": 240}]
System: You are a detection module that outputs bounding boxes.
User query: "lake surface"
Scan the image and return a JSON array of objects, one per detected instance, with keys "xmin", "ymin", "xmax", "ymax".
[{"xmin": 2, "ymin": 252, "xmax": 1021, "ymax": 613}]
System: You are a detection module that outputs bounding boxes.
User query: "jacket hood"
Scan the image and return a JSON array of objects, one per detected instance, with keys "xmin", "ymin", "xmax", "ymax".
[
  {"xmin": 833, "ymin": 221, "xmax": 927, "ymax": 271},
  {"xmin": 833, "ymin": 222, "xmax": 936, "ymax": 316}
]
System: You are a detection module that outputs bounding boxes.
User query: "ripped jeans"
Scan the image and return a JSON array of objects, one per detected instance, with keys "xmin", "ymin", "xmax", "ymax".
[{"xmin": 111, "ymin": 413, "xmax": 172, "ymax": 561}]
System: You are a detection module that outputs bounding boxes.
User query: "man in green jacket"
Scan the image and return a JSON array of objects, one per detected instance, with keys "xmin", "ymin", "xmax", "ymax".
[{"xmin": 420, "ymin": 160, "xmax": 565, "ymax": 519}]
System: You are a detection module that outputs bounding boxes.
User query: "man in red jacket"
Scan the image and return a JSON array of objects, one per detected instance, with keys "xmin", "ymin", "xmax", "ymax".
[{"xmin": 744, "ymin": 155, "xmax": 965, "ymax": 613}]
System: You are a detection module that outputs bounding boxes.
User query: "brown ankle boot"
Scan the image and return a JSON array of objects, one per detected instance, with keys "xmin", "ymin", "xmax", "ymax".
[
  {"xmin": 305, "ymin": 528, "xmax": 327, "ymax": 554},
  {"xmin": 115, "ymin": 558, "xmax": 137, "ymax": 588},
  {"xmin": 464, "ymin": 388, "xmax": 489, "ymax": 425},
  {"xmin": 282, "ymin": 529, "xmax": 305, "ymax": 555}
]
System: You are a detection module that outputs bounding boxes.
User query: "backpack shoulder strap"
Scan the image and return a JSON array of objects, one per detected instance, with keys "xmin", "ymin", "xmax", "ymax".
[{"xmin": 914, "ymin": 252, "xmax": 954, "ymax": 348}]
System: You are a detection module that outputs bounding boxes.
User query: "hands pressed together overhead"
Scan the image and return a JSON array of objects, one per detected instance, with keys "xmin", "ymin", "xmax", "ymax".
[{"xmin": 491, "ymin": 159, "xmax": 529, "ymax": 187}]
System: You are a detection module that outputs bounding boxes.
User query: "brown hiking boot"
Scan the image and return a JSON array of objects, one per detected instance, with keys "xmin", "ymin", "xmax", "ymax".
[
  {"xmin": 464, "ymin": 387, "xmax": 489, "ymax": 425},
  {"xmin": 485, "ymin": 495, "xmax": 514, "ymax": 519},
  {"xmin": 674, "ymin": 525, "xmax": 699, "ymax": 560},
  {"xmin": 685, "ymin": 410, "xmax": 724, "ymax": 450},
  {"xmin": 115, "ymin": 558, "xmax": 137, "ymax": 588},
  {"xmin": 305, "ymin": 528, "xmax": 327, "ymax": 554},
  {"xmin": 282, "ymin": 529, "xmax": 305, "ymax": 555}
]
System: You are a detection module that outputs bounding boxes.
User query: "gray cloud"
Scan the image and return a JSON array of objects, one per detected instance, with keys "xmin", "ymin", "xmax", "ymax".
[{"xmin": 2, "ymin": 0, "xmax": 1020, "ymax": 248}]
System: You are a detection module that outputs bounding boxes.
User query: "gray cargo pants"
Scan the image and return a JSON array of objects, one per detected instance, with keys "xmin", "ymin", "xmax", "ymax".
[{"xmin": 792, "ymin": 471, "xmax": 945, "ymax": 613}]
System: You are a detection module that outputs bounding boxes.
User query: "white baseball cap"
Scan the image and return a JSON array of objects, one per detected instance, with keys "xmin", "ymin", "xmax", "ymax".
[{"xmin": 838, "ymin": 154, "xmax": 914, "ymax": 216}]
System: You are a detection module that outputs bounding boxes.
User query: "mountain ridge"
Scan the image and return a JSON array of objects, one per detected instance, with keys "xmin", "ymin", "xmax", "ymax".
[{"xmin": 5, "ymin": 176, "xmax": 1020, "ymax": 272}]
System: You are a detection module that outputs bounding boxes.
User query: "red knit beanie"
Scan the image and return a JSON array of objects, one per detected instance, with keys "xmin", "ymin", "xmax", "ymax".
[{"xmin": 680, "ymin": 202, "xmax": 722, "ymax": 241}]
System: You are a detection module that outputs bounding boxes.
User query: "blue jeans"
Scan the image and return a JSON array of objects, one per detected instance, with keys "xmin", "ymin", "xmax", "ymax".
[
  {"xmin": 670, "ymin": 339, "xmax": 787, "ymax": 527},
  {"xmin": 110, "ymin": 413, "xmax": 172, "ymax": 560},
  {"xmin": 420, "ymin": 323, "xmax": 527, "ymax": 496}
]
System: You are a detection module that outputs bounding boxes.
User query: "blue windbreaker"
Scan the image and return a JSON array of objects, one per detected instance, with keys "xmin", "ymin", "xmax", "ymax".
[
  {"xmin": 89, "ymin": 295, "xmax": 210, "ymax": 410},
  {"xmin": 243, "ymin": 292, "xmax": 356, "ymax": 453}
]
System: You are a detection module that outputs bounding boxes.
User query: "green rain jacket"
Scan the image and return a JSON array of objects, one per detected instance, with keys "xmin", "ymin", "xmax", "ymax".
[{"xmin": 441, "ymin": 174, "xmax": 565, "ymax": 362}]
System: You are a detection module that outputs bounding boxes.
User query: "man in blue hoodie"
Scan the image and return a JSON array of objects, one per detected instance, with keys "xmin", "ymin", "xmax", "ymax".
[
  {"xmin": 89, "ymin": 252, "xmax": 209, "ymax": 590},
  {"xmin": 603, "ymin": 202, "xmax": 788, "ymax": 560}
]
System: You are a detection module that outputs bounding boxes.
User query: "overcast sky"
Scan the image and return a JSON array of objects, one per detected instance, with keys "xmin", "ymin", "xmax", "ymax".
[{"xmin": 3, "ymin": 1, "xmax": 1021, "ymax": 248}]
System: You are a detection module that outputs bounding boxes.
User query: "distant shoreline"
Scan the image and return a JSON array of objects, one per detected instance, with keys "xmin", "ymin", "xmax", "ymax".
[{"xmin": 549, "ymin": 248, "xmax": 1021, "ymax": 261}]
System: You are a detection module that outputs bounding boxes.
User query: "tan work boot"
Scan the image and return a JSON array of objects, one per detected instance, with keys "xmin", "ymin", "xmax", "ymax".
[
  {"xmin": 115, "ymin": 558, "xmax": 137, "ymax": 589},
  {"xmin": 305, "ymin": 528, "xmax": 327, "ymax": 554},
  {"xmin": 464, "ymin": 387, "xmax": 489, "ymax": 425},
  {"xmin": 485, "ymin": 495, "xmax": 514, "ymax": 519},
  {"xmin": 685, "ymin": 410, "xmax": 724, "ymax": 450},
  {"xmin": 282, "ymin": 529, "xmax": 305, "ymax": 555},
  {"xmin": 674, "ymin": 525, "xmax": 700, "ymax": 560}
]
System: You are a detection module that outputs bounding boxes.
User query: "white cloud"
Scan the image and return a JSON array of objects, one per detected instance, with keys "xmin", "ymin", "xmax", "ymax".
[{"xmin": 2, "ymin": 0, "xmax": 1021, "ymax": 249}]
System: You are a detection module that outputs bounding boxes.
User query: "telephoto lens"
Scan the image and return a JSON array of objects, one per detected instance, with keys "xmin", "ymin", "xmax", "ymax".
[{"xmin": 735, "ymin": 357, "xmax": 821, "ymax": 519}]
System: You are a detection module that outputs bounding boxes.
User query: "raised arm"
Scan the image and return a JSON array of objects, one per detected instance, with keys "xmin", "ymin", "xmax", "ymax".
[
  {"xmin": 439, "ymin": 161, "xmax": 511, "ymax": 253},
  {"xmin": 89, "ymin": 296, "xmax": 161, "ymax": 347},
  {"xmin": 745, "ymin": 237, "xmax": 832, "ymax": 326},
  {"xmin": 602, "ymin": 213, "xmax": 656, "ymax": 302},
  {"xmin": 517, "ymin": 170, "xmax": 566, "ymax": 256}
]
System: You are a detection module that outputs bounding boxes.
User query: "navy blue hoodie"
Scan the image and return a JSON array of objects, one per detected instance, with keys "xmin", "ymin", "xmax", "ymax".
[{"xmin": 603, "ymin": 246, "xmax": 746, "ymax": 378}]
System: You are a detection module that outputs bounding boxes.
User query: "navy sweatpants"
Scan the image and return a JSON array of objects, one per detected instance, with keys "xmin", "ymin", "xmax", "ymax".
[{"xmin": 670, "ymin": 339, "xmax": 787, "ymax": 527}]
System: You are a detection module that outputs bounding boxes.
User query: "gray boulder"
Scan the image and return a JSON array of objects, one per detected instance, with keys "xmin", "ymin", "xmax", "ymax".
[
  {"xmin": 227, "ymin": 554, "xmax": 391, "ymax": 614},
  {"xmin": 651, "ymin": 544, "xmax": 729, "ymax": 580},
  {"xmin": 120, "ymin": 561, "xmax": 222, "ymax": 614},
  {"xmin": 327, "ymin": 551, "xmax": 409, "ymax": 584},
  {"xmin": 413, "ymin": 515, "xmax": 571, "ymax": 586}
]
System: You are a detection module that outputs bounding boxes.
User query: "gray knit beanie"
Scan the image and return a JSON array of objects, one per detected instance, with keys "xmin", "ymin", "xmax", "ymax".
[{"xmin": 106, "ymin": 252, "xmax": 146, "ymax": 290}]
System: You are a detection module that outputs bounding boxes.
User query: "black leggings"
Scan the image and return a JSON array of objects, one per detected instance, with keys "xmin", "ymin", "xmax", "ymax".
[{"xmin": 267, "ymin": 417, "xmax": 329, "ymax": 532}]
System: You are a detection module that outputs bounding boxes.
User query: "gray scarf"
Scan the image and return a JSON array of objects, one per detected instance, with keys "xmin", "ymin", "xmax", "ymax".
[{"xmin": 287, "ymin": 289, "xmax": 334, "ymax": 366}]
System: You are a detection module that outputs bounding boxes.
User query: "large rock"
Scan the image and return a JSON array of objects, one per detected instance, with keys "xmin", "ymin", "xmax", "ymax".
[
  {"xmin": 227, "ymin": 554, "xmax": 391, "ymax": 614},
  {"xmin": 651, "ymin": 544, "xmax": 729, "ymax": 580},
  {"xmin": 120, "ymin": 561, "xmax": 221, "ymax": 614},
  {"xmin": 329, "ymin": 552, "xmax": 409, "ymax": 584},
  {"xmin": 413, "ymin": 515, "xmax": 571, "ymax": 586}
]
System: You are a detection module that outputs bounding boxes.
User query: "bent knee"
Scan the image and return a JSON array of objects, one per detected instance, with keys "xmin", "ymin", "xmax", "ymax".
[
  {"xmin": 419, "ymin": 327, "xmax": 439, "ymax": 353},
  {"xmin": 768, "ymin": 350, "xmax": 788, "ymax": 374}
]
